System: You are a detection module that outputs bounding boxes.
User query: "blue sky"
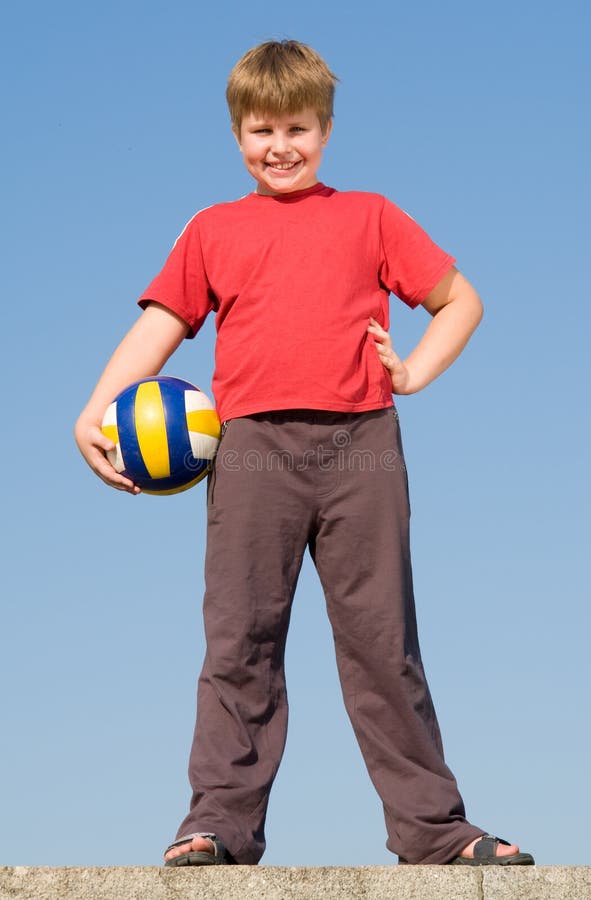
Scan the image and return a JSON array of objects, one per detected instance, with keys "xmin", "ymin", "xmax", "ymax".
[{"xmin": 1, "ymin": 0, "xmax": 589, "ymax": 867}]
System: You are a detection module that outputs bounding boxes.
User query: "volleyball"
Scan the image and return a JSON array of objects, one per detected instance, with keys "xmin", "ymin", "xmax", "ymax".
[{"xmin": 101, "ymin": 376, "xmax": 221, "ymax": 495}]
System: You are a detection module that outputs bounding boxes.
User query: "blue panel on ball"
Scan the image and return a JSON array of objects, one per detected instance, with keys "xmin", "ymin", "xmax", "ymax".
[
  {"xmin": 159, "ymin": 380, "xmax": 193, "ymax": 480},
  {"xmin": 116, "ymin": 383, "xmax": 152, "ymax": 485},
  {"xmin": 141, "ymin": 463, "xmax": 210, "ymax": 493},
  {"xmin": 155, "ymin": 375, "xmax": 198, "ymax": 392}
]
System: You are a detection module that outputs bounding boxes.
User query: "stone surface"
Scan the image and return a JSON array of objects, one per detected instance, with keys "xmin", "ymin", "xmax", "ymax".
[
  {"xmin": 0, "ymin": 866, "xmax": 481, "ymax": 900},
  {"xmin": 0, "ymin": 866, "xmax": 589, "ymax": 900},
  {"xmin": 483, "ymin": 866, "xmax": 591, "ymax": 899}
]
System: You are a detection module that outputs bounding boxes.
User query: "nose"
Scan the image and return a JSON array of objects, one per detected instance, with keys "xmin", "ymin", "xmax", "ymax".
[{"xmin": 270, "ymin": 130, "xmax": 290, "ymax": 155}]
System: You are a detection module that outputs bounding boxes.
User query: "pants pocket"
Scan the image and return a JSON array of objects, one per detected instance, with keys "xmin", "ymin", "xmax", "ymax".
[
  {"xmin": 391, "ymin": 407, "xmax": 410, "ymax": 499},
  {"xmin": 208, "ymin": 419, "xmax": 230, "ymax": 506}
]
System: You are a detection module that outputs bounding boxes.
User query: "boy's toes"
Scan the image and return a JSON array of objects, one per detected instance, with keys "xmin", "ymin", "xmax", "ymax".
[
  {"xmin": 164, "ymin": 835, "xmax": 214, "ymax": 862},
  {"xmin": 459, "ymin": 837, "xmax": 520, "ymax": 859},
  {"xmin": 496, "ymin": 842, "xmax": 519, "ymax": 857}
]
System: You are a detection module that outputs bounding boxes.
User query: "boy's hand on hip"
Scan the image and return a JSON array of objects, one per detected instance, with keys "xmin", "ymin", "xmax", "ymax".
[
  {"xmin": 367, "ymin": 318, "xmax": 411, "ymax": 394},
  {"xmin": 74, "ymin": 418, "xmax": 141, "ymax": 494}
]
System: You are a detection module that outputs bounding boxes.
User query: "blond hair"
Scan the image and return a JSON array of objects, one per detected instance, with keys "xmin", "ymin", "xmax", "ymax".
[{"xmin": 226, "ymin": 40, "xmax": 338, "ymax": 134}]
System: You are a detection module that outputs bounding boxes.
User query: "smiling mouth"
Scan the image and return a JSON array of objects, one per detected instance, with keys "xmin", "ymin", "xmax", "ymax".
[{"xmin": 265, "ymin": 160, "xmax": 301, "ymax": 171}]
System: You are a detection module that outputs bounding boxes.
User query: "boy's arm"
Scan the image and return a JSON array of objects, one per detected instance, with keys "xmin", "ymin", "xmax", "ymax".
[
  {"xmin": 367, "ymin": 267, "xmax": 483, "ymax": 395},
  {"xmin": 74, "ymin": 302, "xmax": 190, "ymax": 493}
]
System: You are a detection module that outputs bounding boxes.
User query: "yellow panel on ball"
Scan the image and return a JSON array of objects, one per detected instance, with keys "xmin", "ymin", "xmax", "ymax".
[{"xmin": 134, "ymin": 380, "xmax": 170, "ymax": 479}]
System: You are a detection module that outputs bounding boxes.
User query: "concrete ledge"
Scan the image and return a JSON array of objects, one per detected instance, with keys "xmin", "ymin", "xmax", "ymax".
[
  {"xmin": 482, "ymin": 866, "xmax": 591, "ymax": 899},
  {"xmin": 0, "ymin": 866, "xmax": 589, "ymax": 900}
]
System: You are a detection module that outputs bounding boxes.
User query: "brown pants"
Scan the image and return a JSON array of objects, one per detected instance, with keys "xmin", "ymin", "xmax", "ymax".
[{"xmin": 175, "ymin": 409, "xmax": 484, "ymax": 864}]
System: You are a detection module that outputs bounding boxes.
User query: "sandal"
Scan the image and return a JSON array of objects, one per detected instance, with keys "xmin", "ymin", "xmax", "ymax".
[
  {"xmin": 164, "ymin": 832, "xmax": 233, "ymax": 867},
  {"xmin": 451, "ymin": 834, "xmax": 535, "ymax": 866}
]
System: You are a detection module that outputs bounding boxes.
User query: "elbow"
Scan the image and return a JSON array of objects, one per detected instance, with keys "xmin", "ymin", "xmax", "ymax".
[
  {"xmin": 464, "ymin": 285, "xmax": 484, "ymax": 332},
  {"xmin": 473, "ymin": 292, "xmax": 484, "ymax": 329}
]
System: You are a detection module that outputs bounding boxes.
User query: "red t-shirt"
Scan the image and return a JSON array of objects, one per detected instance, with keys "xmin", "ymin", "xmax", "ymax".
[{"xmin": 138, "ymin": 183, "xmax": 455, "ymax": 422}]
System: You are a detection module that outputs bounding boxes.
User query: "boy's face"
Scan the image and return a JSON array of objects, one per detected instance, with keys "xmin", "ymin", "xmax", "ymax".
[{"xmin": 235, "ymin": 108, "xmax": 332, "ymax": 196}]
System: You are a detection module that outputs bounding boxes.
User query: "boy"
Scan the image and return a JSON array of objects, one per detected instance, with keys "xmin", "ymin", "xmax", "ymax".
[{"xmin": 75, "ymin": 40, "xmax": 534, "ymax": 867}]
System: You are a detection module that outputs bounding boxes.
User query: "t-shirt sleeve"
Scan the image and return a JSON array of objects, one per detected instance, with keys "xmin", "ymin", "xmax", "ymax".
[
  {"xmin": 137, "ymin": 215, "xmax": 217, "ymax": 338},
  {"xmin": 378, "ymin": 198, "xmax": 456, "ymax": 308}
]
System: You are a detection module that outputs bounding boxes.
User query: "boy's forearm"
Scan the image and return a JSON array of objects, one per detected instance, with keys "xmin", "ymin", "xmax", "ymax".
[
  {"xmin": 401, "ymin": 281, "xmax": 483, "ymax": 394},
  {"xmin": 74, "ymin": 303, "xmax": 189, "ymax": 493},
  {"xmin": 77, "ymin": 303, "xmax": 189, "ymax": 425}
]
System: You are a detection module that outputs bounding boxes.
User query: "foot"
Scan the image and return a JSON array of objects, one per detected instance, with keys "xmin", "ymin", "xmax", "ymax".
[
  {"xmin": 458, "ymin": 836, "xmax": 519, "ymax": 859},
  {"xmin": 164, "ymin": 834, "xmax": 214, "ymax": 863}
]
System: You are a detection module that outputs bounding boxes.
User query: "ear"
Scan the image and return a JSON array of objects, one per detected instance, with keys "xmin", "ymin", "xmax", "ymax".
[{"xmin": 321, "ymin": 117, "xmax": 333, "ymax": 147}]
